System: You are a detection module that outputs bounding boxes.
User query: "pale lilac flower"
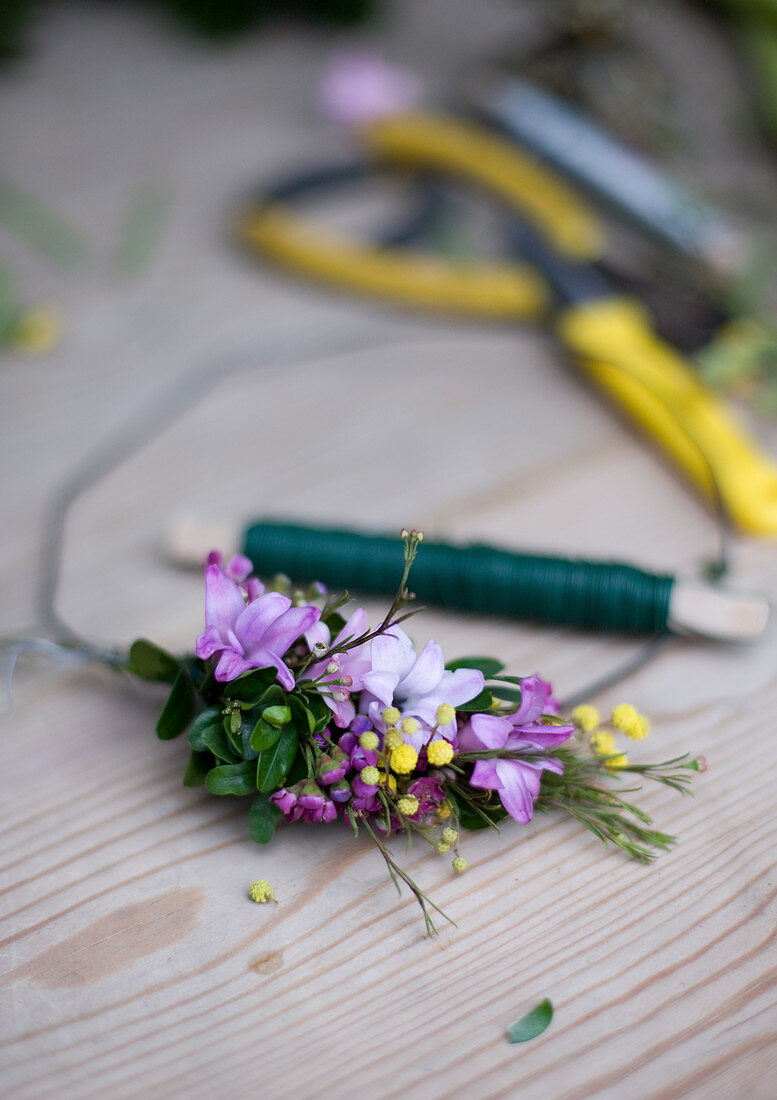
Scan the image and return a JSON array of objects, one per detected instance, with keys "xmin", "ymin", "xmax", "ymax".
[
  {"xmin": 195, "ymin": 563, "xmax": 321, "ymax": 688},
  {"xmin": 360, "ymin": 626, "xmax": 484, "ymax": 750},
  {"xmin": 319, "ymin": 50, "xmax": 422, "ymax": 126},
  {"xmin": 458, "ymin": 677, "xmax": 574, "ymax": 824},
  {"xmin": 304, "ymin": 608, "xmax": 372, "ymax": 728}
]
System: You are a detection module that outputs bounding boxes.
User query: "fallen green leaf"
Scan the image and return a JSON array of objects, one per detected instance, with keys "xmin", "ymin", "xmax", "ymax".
[{"xmin": 507, "ymin": 998, "xmax": 553, "ymax": 1044}]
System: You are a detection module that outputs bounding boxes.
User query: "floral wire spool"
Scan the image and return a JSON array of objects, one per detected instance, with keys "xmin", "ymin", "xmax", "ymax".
[
  {"xmin": 127, "ymin": 532, "xmax": 705, "ymax": 935},
  {"xmin": 243, "ymin": 520, "xmax": 674, "ymax": 634}
]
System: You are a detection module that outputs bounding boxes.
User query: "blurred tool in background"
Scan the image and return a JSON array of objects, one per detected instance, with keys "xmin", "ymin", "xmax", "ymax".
[
  {"xmin": 493, "ymin": 0, "xmax": 777, "ymax": 413},
  {"xmin": 239, "ymin": 111, "xmax": 777, "ymax": 536}
]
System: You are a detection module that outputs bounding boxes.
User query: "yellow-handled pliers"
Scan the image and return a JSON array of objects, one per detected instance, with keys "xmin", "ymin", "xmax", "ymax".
[{"xmin": 238, "ymin": 112, "xmax": 777, "ymax": 536}]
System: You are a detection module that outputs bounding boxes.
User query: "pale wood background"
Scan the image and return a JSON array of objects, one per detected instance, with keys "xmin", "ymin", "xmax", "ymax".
[{"xmin": 2, "ymin": 3, "xmax": 777, "ymax": 1098}]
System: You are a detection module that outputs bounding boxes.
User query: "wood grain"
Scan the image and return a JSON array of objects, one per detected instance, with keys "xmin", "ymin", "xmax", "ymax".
[{"xmin": 2, "ymin": 3, "xmax": 777, "ymax": 1097}]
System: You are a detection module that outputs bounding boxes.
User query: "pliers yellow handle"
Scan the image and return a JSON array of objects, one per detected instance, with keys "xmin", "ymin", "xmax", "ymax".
[{"xmin": 239, "ymin": 112, "xmax": 777, "ymax": 536}]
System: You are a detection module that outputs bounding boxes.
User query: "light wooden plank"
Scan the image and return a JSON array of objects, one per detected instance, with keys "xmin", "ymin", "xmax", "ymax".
[{"xmin": 2, "ymin": 3, "xmax": 776, "ymax": 1098}]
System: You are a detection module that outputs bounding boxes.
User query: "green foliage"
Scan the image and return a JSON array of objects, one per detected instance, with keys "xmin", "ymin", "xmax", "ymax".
[
  {"xmin": 507, "ymin": 999, "xmax": 553, "ymax": 1043},
  {"xmin": 187, "ymin": 707, "xmax": 222, "ymax": 750},
  {"xmin": 457, "ymin": 688, "xmax": 494, "ymax": 713},
  {"xmin": 248, "ymin": 794, "xmax": 282, "ymax": 844},
  {"xmin": 183, "ymin": 749, "xmax": 213, "ymax": 787},
  {"xmin": 456, "ymin": 798, "xmax": 508, "ymax": 831},
  {"xmin": 224, "ymin": 667, "xmax": 277, "ymax": 702},
  {"xmin": 250, "ymin": 717, "xmax": 283, "ymax": 752},
  {"xmin": 446, "ymin": 656, "xmax": 505, "ymax": 678},
  {"xmin": 263, "ymin": 704, "xmax": 292, "ymax": 729},
  {"xmin": 205, "ymin": 761, "xmax": 256, "ymax": 797},
  {"xmin": 322, "ymin": 611, "xmax": 346, "ymax": 638},
  {"xmin": 256, "ymin": 729, "xmax": 299, "ymax": 793},
  {"xmin": 127, "ymin": 638, "xmax": 179, "ymax": 683},
  {"xmin": 202, "ymin": 720, "xmax": 240, "ymax": 763},
  {"xmin": 537, "ymin": 747, "xmax": 686, "ymax": 862},
  {"xmin": 155, "ymin": 668, "xmax": 195, "ymax": 740},
  {"xmin": 449, "ymin": 786, "xmax": 508, "ymax": 832}
]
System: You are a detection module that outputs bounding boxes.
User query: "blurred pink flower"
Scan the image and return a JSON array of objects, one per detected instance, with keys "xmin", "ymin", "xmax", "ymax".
[{"xmin": 319, "ymin": 50, "xmax": 421, "ymax": 126}]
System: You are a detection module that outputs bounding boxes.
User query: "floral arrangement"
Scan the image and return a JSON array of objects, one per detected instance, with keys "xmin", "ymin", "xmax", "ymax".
[{"xmin": 127, "ymin": 531, "xmax": 703, "ymax": 933}]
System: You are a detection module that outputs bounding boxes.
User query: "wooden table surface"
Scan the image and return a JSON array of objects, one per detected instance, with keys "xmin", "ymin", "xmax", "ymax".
[{"xmin": 2, "ymin": 3, "xmax": 777, "ymax": 1097}]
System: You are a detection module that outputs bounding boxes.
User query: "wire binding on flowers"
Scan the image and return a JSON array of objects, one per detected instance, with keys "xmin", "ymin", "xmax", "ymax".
[{"xmin": 126, "ymin": 530, "xmax": 704, "ymax": 935}]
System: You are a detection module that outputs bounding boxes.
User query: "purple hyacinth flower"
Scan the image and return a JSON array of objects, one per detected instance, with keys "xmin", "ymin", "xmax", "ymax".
[{"xmin": 195, "ymin": 562, "xmax": 321, "ymax": 688}]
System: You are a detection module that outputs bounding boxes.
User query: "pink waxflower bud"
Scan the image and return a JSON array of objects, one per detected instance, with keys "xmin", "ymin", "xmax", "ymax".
[
  {"xmin": 338, "ymin": 732, "xmax": 358, "ymax": 755},
  {"xmin": 352, "ymin": 773, "xmax": 378, "ymax": 799},
  {"xmin": 270, "ymin": 786, "xmax": 299, "ymax": 820},
  {"xmin": 351, "ymin": 793, "xmax": 381, "ymax": 813},
  {"xmin": 350, "ymin": 745, "xmax": 378, "ymax": 772},
  {"xmin": 330, "ymin": 779, "xmax": 352, "ymax": 803},
  {"xmin": 317, "ymin": 751, "xmax": 349, "ymax": 785},
  {"xmin": 299, "ymin": 780, "xmax": 326, "ymax": 812}
]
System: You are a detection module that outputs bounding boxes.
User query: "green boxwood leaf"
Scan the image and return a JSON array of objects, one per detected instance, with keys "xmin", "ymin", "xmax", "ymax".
[
  {"xmin": 289, "ymin": 696, "xmax": 315, "ymax": 735},
  {"xmin": 238, "ymin": 717, "xmax": 259, "ymax": 761},
  {"xmin": 489, "ymin": 686, "xmax": 523, "ymax": 704},
  {"xmin": 285, "ymin": 752, "xmax": 308, "ymax": 788},
  {"xmin": 322, "ymin": 611, "xmax": 346, "ymax": 637},
  {"xmin": 263, "ymin": 704, "xmax": 291, "ymax": 729},
  {"xmin": 127, "ymin": 638, "xmax": 179, "ymax": 683},
  {"xmin": 446, "ymin": 656, "xmax": 505, "ymax": 678},
  {"xmin": 457, "ymin": 800, "xmax": 508, "ymax": 831},
  {"xmin": 457, "ymin": 688, "xmax": 494, "ymax": 713},
  {"xmin": 183, "ymin": 749, "xmax": 213, "ymax": 787},
  {"xmin": 201, "ymin": 721, "xmax": 240, "ymax": 763},
  {"xmin": 306, "ymin": 693, "xmax": 331, "ymax": 732},
  {"xmin": 507, "ymin": 999, "xmax": 553, "ymax": 1043},
  {"xmin": 224, "ymin": 667, "xmax": 276, "ymax": 703},
  {"xmin": 256, "ymin": 728, "xmax": 299, "ymax": 793},
  {"xmin": 205, "ymin": 761, "xmax": 256, "ymax": 797},
  {"xmin": 248, "ymin": 793, "xmax": 282, "ymax": 844},
  {"xmin": 250, "ymin": 717, "xmax": 283, "ymax": 752},
  {"xmin": 155, "ymin": 668, "xmax": 196, "ymax": 740},
  {"xmin": 259, "ymin": 684, "xmax": 286, "ymax": 707},
  {"xmin": 188, "ymin": 707, "xmax": 222, "ymax": 751}
]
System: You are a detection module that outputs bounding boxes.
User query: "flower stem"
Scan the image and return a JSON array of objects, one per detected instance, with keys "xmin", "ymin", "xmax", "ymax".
[{"xmin": 360, "ymin": 814, "xmax": 456, "ymax": 937}]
